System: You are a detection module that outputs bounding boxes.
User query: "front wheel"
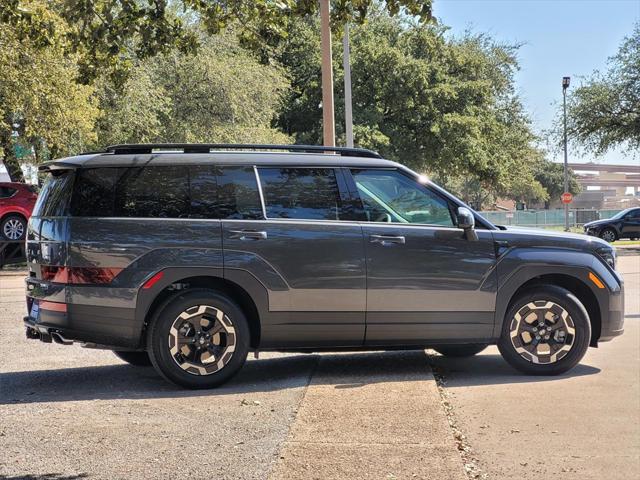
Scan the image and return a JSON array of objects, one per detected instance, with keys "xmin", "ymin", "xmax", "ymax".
[
  {"xmin": 433, "ymin": 344, "xmax": 488, "ymax": 357},
  {"xmin": 498, "ymin": 285, "xmax": 591, "ymax": 375},
  {"xmin": 147, "ymin": 289, "xmax": 250, "ymax": 389},
  {"xmin": 599, "ymin": 228, "xmax": 617, "ymax": 243}
]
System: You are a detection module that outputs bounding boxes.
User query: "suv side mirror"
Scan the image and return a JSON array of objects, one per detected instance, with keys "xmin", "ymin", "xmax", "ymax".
[{"xmin": 457, "ymin": 207, "xmax": 478, "ymax": 241}]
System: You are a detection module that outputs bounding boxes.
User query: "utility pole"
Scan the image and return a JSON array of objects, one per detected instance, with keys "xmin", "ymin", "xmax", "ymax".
[
  {"xmin": 320, "ymin": 0, "xmax": 335, "ymax": 147},
  {"xmin": 562, "ymin": 76, "xmax": 570, "ymax": 231},
  {"xmin": 343, "ymin": 23, "xmax": 354, "ymax": 148}
]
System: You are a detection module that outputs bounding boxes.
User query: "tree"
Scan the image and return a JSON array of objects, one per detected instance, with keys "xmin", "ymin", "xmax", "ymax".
[
  {"xmin": 0, "ymin": 1, "xmax": 98, "ymax": 181},
  {"xmin": 531, "ymin": 161, "xmax": 581, "ymax": 208},
  {"xmin": 1, "ymin": 1, "xmax": 433, "ymax": 83},
  {"xmin": 277, "ymin": 13, "xmax": 547, "ymax": 209},
  {"xmin": 564, "ymin": 23, "xmax": 639, "ymax": 156},
  {"xmin": 93, "ymin": 29, "xmax": 290, "ymax": 147}
]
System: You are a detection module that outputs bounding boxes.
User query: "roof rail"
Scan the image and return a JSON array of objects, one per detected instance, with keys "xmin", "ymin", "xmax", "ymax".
[{"xmin": 103, "ymin": 143, "xmax": 383, "ymax": 159}]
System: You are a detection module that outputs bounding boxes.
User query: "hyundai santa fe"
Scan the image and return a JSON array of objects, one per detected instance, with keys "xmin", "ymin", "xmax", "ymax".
[{"xmin": 23, "ymin": 144, "xmax": 624, "ymax": 388}]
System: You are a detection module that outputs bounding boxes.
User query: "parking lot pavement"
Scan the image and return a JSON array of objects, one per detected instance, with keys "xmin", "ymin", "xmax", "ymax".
[
  {"xmin": 0, "ymin": 274, "xmax": 461, "ymax": 480},
  {"xmin": 0, "ymin": 272, "xmax": 315, "ymax": 479},
  {"xmin": 1, "ymin": 256, "xmax": 638, "ymax": 480},
  {"xmin": 428, "ymin": 254, "xmax": 640, "ymax": 480}
]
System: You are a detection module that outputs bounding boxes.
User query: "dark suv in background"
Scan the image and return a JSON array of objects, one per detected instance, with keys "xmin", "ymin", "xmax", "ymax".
[
  {"xmin": 584, "ymin": 207, "xmax": 640, "ymax": 242},
  {"xmin": 23, "ymin": 144, "xmax": 624, "ymax": 388}
]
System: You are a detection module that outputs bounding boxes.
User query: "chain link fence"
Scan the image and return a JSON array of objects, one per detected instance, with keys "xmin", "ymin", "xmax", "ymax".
[{"xmin": 479, "ymin": 209, "xmax": 623, "ymax": 228}]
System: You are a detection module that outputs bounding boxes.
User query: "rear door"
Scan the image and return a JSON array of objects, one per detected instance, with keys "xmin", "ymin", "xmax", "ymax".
[
  {"xmin": 347, "ymin": 168, "xmax": 498, "ymax": 345},
  {"xmin": 222, "ymin": 166, "xmax": 366, "ymax": 348}
]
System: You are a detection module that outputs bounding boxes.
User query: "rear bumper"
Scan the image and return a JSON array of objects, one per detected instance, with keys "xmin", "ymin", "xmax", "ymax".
[{"xmin": 25, "ymin": 277, "xmax": 141, "ymax": 349}]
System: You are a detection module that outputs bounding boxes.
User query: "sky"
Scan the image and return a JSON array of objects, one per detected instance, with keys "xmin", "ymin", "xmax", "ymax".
[{"xmin": 434, "ymin": 0, "xmax": 639, "ymax": 166}]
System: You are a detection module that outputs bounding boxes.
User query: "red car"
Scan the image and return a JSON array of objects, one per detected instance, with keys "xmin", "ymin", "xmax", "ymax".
[{"xmin": 0, "ymin": 182, "xmax": 38, "ymax": 240}]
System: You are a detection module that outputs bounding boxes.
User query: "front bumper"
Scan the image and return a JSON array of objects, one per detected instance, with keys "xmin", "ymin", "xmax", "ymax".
[{"xmin": 598, "ymin": 280, "xmax": 625, "ymax": 342}]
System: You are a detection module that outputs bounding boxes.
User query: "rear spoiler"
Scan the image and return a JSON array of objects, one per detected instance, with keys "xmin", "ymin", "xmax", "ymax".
[{"xmin": 38, "ymin": 161, "xmax": 79, "ymax": 172}]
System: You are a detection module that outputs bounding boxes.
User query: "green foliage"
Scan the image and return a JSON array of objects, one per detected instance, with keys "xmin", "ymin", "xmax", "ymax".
[
  {"xmin": 1, "ymin": 1, "xmax": 432, "ymax": 83},
  {"xmin": 93, "ymin": 29, "xmax": 290, "ymax": 147},
  {"xmin": 0, "ymin": 1, "xmax": 98, "ymax": 181},
  {"xmin": 277, "ymin": 13, "xmax": 546, "ymax": 209},
  {"xmin": 564, "ymin": 22, "xmax": 639, "ymax": 156}
]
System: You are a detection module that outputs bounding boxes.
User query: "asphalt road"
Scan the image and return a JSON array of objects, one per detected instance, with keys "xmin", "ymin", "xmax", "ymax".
[{"xmin": 0, "ymin": 255, "xmax": 637, "ymax": 479}]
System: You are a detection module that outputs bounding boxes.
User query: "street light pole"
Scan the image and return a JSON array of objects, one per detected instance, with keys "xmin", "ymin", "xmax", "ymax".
[
  {"xmin": 343, "ymin": 23, "xmax": 354, "ymax": 148},
  {"xmin": 562, "ymin": 76, "xmax": 570, "ymax": 231},
  {"xmin": 320, "ymin": 0, "xmax": 335, "ymax": 147}
]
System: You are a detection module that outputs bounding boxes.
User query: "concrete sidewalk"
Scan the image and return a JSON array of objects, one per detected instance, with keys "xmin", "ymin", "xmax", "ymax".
[{"xmin": 269, "ymin": 351, "xmax": 465, "ymax": 480}]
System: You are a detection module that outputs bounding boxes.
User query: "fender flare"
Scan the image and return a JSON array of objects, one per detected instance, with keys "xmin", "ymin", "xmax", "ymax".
[{"xmin": 493, "ymin": 248, "xmax": 620, "ymax": 339}]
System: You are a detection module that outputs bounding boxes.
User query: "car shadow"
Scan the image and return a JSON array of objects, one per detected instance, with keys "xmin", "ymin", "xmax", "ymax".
[
  {"xmin": 0, "ymin": 350, "xmax": 601, "ymax": 405},
  {"xmin": 426, "ymin": 352, "xmax": 601, "ymax": 387}
]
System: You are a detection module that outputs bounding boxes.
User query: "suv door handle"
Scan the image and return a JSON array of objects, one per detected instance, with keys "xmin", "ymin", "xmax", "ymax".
[
  {"xmin": 369, "ymin": 234, "xmax": 405, "ymax": 246},
  {"xmin": 229, "ymin": 230, "xmax": 268, "ymax": 241}
]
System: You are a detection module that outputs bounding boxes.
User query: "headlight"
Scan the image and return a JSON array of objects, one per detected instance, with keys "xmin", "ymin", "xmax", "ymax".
[{"xmin": 596, "ymin": 247, "xmax": 616, "ymax": 270}]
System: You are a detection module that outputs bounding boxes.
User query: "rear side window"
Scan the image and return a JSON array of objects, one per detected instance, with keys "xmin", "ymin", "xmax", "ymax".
[
  {"xmin": 258, "ymin": 168, "xmax": 342, "ymax": 220},
  {"xmin": 32, "ymin": 171, "xmax": 74, "ymax": 217},
  {"xmin": 216, "ymin": 166, "xmax": 263, "ymax": 220},
  {"xmin": 189, "ymin": 165, "xmax": 262, "ymax": 220},
  {"xmin": 0, "ymin": 186, "xmax": 17, "ymax": 198},
  {"xmin": 115, "ymin": 166, "xmax": 190, "ymax": 218},
  {"xmin": 70, "ymin": 165, "xmax": 262, "ymax": 220},
  {"xmin": 70, "ymin": 168, "xmax": 120, "ymax": 217}
]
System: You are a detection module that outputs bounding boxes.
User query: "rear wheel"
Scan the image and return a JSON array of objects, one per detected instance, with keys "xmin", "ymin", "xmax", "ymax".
[
  {"xmin": 147, "ymin": 289, "xmax": 250, "ymax": 389},
  {"xmin": 1, "ymin": 214, "xmax": 26, "ymax": 240},
  {"xmin": 599, "ymin": 228, "xmax": 617, "ymax": 243},
  {"xmin": 498, "ymin": 285, "xmax": 591, "ymax": 375},
  {"xmin": 113, "ymin": 351, "xmax": 152, "ymax": 366},
  {"xmin": 433, "ymin": 344, "xmax": 488, "ymax": 357}
]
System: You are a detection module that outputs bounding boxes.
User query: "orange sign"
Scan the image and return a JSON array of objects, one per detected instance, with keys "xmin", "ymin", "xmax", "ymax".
[{"xmin": 561, "ymin": 192, "xmax": 573, "ymax": 204}]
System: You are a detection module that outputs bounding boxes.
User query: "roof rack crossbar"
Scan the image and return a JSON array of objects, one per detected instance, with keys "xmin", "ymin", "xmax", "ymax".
[{"xmin": 104, "ymin": 143, "xmax": 382, "ymax": 159}]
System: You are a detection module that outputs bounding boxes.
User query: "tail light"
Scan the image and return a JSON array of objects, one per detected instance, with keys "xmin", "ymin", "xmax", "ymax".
[{"xmin": 41, "ymin": 266, "xmax": 123, "ymax": 285}]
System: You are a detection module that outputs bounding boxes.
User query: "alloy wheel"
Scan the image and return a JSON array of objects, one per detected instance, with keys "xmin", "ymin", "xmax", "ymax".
[
  {"xmin": 600, "ymin": 229, "xmax": 616, "ymax": 243},
  {"xmin": 509, "ymin": 301, "xmax": 575, "ymax": 364},
  {"xmin": 168, "ymin": 305, "xmax": 236, "ymax": 375},
  {"xmin": 3, "ymin": 218, "xmax": 24, "ymax": 240}
]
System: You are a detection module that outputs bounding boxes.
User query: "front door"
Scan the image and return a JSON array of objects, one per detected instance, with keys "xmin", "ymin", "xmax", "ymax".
[
  {"xmin": 621, "ymin": 208, "xmax": 640, "ymax": 239},
  {"xmin": 347, "ymin": 168, "xmax": 498, "ymax": 345},
  {"xmin": 222, "ymin": 165, "xmax": 366, "ymax": 348}
]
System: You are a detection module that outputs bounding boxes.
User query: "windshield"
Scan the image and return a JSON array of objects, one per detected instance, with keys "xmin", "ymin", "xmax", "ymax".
[{"xmin": 611, "ymin": 208, "xmax": 634, "ymax": 220}]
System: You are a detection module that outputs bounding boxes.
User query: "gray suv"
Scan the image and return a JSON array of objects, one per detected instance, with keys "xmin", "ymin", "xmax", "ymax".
[{"xmin": 23, "ymin": 144, "xmax": 624, "ymax": 388}]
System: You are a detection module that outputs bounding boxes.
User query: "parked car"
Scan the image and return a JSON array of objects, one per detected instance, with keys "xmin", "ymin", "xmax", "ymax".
[
  {"xmin": 23, "ymin": 144, "xmax": 624, "ymax": 388},
  {"xmin": 583, "ymin": 207, "xmax": 640, "ymax": 242},
  {"xmin": 0, "ymin": 182, "xmax": 38, "ymax": 241}
]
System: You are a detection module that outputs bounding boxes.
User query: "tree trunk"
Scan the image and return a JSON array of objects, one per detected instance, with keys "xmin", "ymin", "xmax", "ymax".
[{"xmin": 0, "ymin": 129, "xmax": 25, "ymax": 183}]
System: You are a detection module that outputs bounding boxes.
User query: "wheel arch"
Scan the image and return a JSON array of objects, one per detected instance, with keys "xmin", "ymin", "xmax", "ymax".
[
  {"xmin": 136, "ymin": 269, "xmax": 263, "ymax": 350},
  {"xmin": 506, "ymin": 274, "xmax": 601, "ymax": 347},
  {"xmin": 494, "ymin": 249, "xmax": 615, "ymax": 347}
]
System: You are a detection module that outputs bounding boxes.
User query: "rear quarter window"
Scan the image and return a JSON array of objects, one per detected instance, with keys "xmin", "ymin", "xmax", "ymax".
[{"xmin": 32, "ymin": 171, "xmax": 74, "ymax": 217}]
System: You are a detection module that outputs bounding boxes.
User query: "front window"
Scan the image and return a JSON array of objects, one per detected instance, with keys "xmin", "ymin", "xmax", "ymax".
[{"xmin": 351, "ymin": 169, "xmax": 455, "ymax": 227}]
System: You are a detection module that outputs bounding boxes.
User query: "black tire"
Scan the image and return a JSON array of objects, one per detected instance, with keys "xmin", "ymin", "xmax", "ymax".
[
  {"xmin": 147, "ymin": 289, "xmax": 250, "ymax": 389},
  {"xmin": 599, "ymin": 228, "xmax": 617, "ymax": 243},
  {"xmin": 113, "ymin": 350, "xmax": 152, "ymax": 366},
  {"xmin": 498, "ymin": 285, "xmax": 591, "ymax": 376},
  {"xmin": 1, "ymin": 214, "xmax": 27, "ymax": 241},
  {"xmin": 433, "ymin": 344, "xmax": 488, "ymax": 357}
]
